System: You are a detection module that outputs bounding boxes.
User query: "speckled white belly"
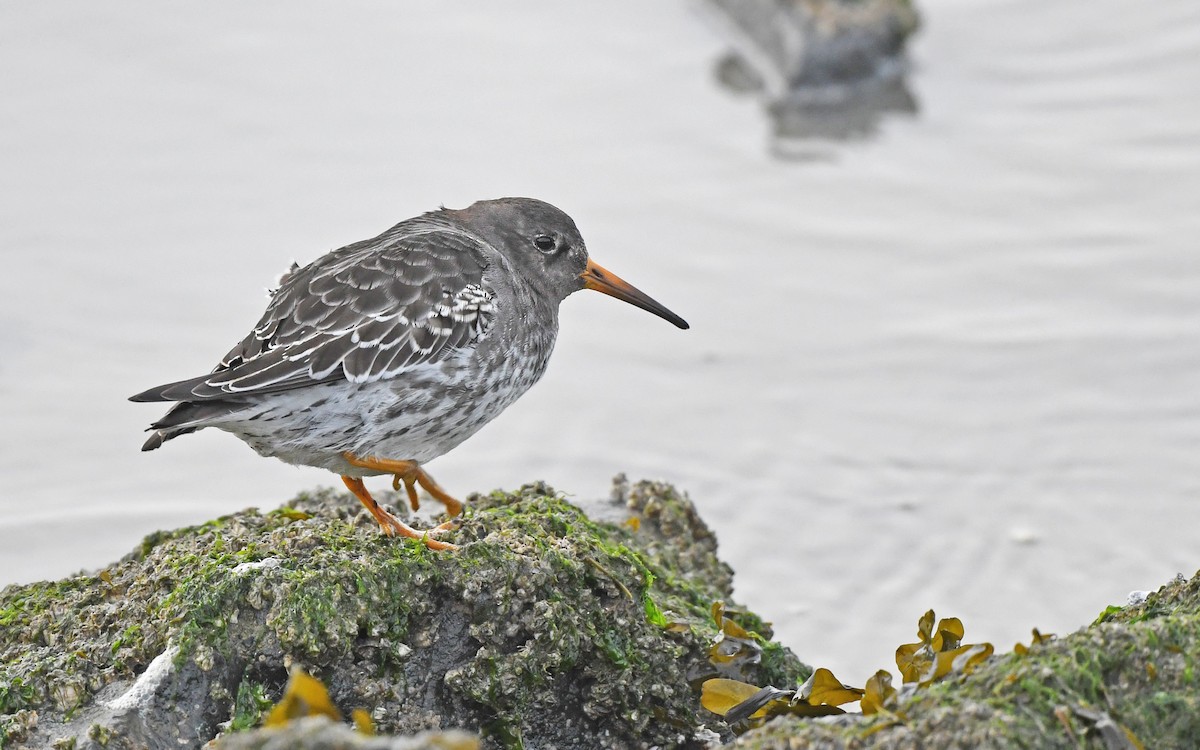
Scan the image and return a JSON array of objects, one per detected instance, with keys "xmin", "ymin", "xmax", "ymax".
[{"xmin": 212, "ymin": 339, "xmax": 553, "ymax": 476}]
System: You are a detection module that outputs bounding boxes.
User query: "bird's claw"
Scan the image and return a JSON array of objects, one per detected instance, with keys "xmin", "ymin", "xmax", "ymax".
[{"xmin": 425, "ymin": 518, "xmax": 461, "ymax": 536}]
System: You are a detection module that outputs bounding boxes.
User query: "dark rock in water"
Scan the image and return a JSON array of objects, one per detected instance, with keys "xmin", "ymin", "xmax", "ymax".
[
  {"xmin": 703, "ymin": 0, "xmax": 919, "ymax": 90},
  {"xmin": 699, "ymin": 0, "xmax": 921, "ymax": 145},
  {"xmin": 0, "ymin": 478, "xmax": 808, "ymax": 749}
]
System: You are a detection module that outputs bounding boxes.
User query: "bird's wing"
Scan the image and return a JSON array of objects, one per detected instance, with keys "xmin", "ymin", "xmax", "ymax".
[{"xmin": 131, "ymin": 226, "xmax": 497, "ymax": 403}]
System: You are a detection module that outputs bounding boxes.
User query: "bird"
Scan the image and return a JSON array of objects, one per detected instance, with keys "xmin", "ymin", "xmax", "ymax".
[{"xmin": 130, "ymin": 198, "xmax": 689, "ymax": 550}]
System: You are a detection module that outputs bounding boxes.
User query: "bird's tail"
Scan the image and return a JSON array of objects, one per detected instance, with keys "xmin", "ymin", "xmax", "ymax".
[
  {"xmin": 141, "ymin": 401, "xmax": 245, "ymax": 451},
  {"xmin": 142, "ymin": 427, "xmax": 194, "ymax": 451}
]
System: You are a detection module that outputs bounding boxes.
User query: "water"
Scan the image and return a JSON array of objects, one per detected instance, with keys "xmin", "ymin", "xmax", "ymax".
[{"xmin": 2, "ymin": 0, "xmax": 1198, "ymax": 682}]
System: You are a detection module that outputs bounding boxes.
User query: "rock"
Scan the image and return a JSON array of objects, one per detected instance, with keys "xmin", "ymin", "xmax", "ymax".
[
  {"xmin": 0, "ymin": 479, "xmax": 808, "ymax": 749},
  {"xmin": 702, "ymin": 0, "xmax": 919, "ymax": 91},
  {"xmin": 214, "ymin": 717, "xmax": 479, "ymax": 750},
  {"xmin": 730, "ymin": 571, "xmax": 1200, "ymax": 748},
  {"xmin": 10, "ymin": 476, "xmax": 1193, "ymax": 749},
  {"xmin": 699, "ymin": 0, "xmax": 921, "ymax": 144}
]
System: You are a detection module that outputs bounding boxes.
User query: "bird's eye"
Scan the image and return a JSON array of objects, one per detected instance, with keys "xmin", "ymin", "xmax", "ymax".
[{"xmin": 533, "ymin": 235, "xmax": 558, "ymax": 254}]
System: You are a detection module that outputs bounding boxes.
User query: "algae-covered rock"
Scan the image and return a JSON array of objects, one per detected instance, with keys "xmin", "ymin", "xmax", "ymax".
[
  {"xmin": 731, "ymin": 570, "xmax": 1200, "ymax": 749},
  {"xmin": 0, "ymin": 478, "xmax": 808, "ymax": 749},
  {"xmin": 214, "ymin": 717, "xmax": 479, "ymax": 750}
]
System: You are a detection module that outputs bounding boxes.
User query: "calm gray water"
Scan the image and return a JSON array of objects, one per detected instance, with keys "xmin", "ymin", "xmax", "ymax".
[{"xmin": 2, "ymin": 0, "xmax": 1198, "ymax": 681}]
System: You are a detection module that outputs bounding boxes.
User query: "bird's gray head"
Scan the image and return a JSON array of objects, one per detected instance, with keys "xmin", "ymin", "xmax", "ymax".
[{"xmin": 450, "ymin": 197, "xmax": 689, "ymax": 329}]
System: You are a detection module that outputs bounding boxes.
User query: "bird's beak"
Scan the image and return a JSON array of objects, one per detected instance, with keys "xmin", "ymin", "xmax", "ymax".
[{"xmin": 580, "ymin": 258, "xmax": 689, "ymax": 330}]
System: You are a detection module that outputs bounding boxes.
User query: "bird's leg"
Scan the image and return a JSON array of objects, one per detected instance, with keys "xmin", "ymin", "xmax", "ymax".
[
  {"xmin": 392, "ymin": 471, "xmax": 422, "ymax": 512},
  {"xmin": 342, "ymin": 452, "xmax": 465, "ymax": 517},
  {"xmin": 410, "ymin": 469, "xmax": 464, "ymax": 518},
  {"xmin": 340, "ymin": 476, "xmax": 457, "ymax": 551}
]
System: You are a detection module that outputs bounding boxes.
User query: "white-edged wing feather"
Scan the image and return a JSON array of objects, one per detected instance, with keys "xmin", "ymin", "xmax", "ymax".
[{"xmin": 132, "ymin": 223, "xmax": 497, "ymax": 403}]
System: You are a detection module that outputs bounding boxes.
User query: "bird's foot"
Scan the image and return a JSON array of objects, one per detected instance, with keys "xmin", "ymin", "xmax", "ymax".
[
  {"xmin": 425, "ymin": 518, "xmax": 461, "ymax": 535},
  {"xmin": 378, "ymin": 514, "xmax": 458, "ymax": 551},
  {"xmin": 341, "ymin": 475, "xmax": 458, "ymax": 551}
]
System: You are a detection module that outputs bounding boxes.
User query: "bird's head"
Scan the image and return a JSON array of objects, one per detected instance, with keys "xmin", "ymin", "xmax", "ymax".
[{"xmin": 454, "ymin": 197, "xmax": 689, "ymax": 329}]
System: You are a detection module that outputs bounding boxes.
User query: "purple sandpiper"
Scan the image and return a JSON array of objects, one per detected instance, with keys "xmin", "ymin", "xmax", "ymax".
[{"xmin": 130, "ymin": 198, "xmax": 688, "ymax": 549}]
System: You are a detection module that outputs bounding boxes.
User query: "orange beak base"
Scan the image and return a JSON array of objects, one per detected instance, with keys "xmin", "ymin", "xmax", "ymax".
[{"xmin": 579, "ymin": 258, "xmax": 689, "ymax": 330}]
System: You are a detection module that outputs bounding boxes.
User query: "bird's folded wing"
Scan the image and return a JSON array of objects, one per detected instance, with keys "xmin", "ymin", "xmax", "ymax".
[{"xmin": 131, "ymin": 228, "xmax": 497, "ymax": 403}]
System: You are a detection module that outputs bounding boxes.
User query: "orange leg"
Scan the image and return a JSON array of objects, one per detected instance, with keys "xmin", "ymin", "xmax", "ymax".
[
  {"xmin": 342, "ymin": 452, "xmax": 464, "ymax": 517},
  {"xmin": 340, "ymin": 476, "xmax": 457, "ymax": 551}
]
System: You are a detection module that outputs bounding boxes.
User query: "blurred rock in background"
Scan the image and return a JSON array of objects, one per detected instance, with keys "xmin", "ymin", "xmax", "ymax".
[{"xmin": 700, "ymin": 0, "xmax": 920, "ymax": 148}]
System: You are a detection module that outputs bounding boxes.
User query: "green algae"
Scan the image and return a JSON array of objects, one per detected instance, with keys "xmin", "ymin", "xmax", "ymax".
[{"xmin": 230, "ymin": 678, "xmax": 273, "ymax": 731}]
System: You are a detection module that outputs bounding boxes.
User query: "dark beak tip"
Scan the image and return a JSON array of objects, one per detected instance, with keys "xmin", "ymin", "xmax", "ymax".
[
  {"xmin": 581, "ymin": 259, "xmax": 689, "ymax": 331},
  {"xmin": 639, "ymin": 305, "xmax": 689, "ymax": 331}
]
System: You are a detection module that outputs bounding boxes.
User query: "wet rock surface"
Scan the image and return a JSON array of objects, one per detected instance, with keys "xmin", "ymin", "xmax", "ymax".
[{"xmin": 0, "ymin": 479, "xmax": 807, "ymax": 749}]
